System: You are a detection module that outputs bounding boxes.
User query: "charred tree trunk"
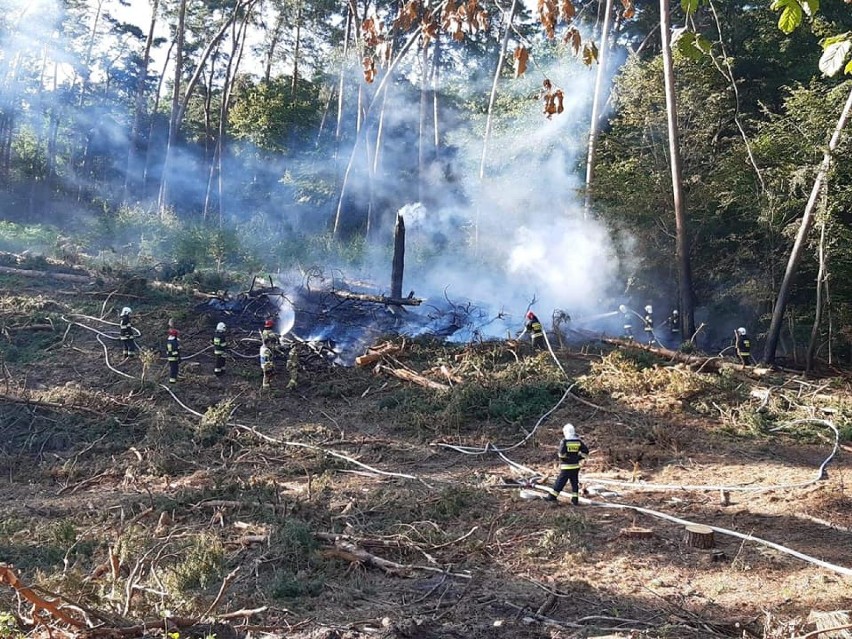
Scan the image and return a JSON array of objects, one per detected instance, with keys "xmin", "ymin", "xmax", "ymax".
[
  {"xmin": 763, "ymin": 85, "xmax": 852, "ymax": 365},
  {"xmin": 660, "ymin": 0, "xmax": 696, "ymax": 337},
  {"xmin": 391, "ymin": 214, "xmax": 406, "ymax": 299}
]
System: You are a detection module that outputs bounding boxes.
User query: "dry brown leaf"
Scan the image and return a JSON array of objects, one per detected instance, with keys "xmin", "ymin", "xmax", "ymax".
[
  {"xmin": 513, "ymin": 45, "xmax": 529, "ymax": 78},
  {"xmin": 560, "ymin": 0, "xmax": 576, "ymax": 21},
  {"xmin": 362, "ymin": 56, "xmax": 377, "ymax": 83},
  {"xmin": 582, "ymin": 40, "xmax": 599, "ymax": 65},
  {"xmin": 538, "ymin": 0, "xmax": 557, "ymax": 39},
  {"xmin": 563, "ymin": 25, "xmax": 582, "ymax": 55}
]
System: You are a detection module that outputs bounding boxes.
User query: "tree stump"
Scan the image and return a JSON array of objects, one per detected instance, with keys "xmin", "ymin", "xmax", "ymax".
[
  {"xmin": 685, "ymin": 524, "xmax": 715, "ymax": 549},
  {"xmin": 720, "ymin": 490, "xmax": 731, "ymax": 506},
  {"xmin": 621, "ymin": 526, "xmax": 654, "ymax": 540}
]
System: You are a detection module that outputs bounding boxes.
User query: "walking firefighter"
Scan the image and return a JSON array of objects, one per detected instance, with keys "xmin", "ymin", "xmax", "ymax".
[
  {"xmin": 544, "ymin": 423, "xmax": 590, "ymax": 505},
  {"xmin": 119, "ymin": 307, "xmax": 138, "ymax": 357},
  {"xmin": 166, "ymin": 328, "xmax": 181, "ymax": 384},
  {"xmin": 212, "ymin": 322, "xmax": 228, "ymax": 377}
]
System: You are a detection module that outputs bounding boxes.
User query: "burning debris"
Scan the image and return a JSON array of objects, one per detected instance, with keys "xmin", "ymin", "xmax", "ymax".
[{"xmin": 196, "ymin": 271, "xmax": 497, "ymax": 366}]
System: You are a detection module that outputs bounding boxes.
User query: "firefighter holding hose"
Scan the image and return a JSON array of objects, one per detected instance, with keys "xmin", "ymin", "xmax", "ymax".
[{"xmin": 518, "ymin": 311, "xmax": 545, "ymax": 351}]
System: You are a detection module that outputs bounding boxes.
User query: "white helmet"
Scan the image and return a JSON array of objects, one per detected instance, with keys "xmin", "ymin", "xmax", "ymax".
[
  {"xmin": 216, "ymin": 322, "xmax": 226, "ymax": 332},
  {"xmin": 121, "ymin": 307, "xmax": 132, "ymax": 316},
  {"xmin": 737, "ymin": 327, "xmax": 747, "ymax": 335},
  {"xmin": 618, "ymin": 304, "xmax": 627, "ymax": 314},
  {"xmin": 644, "ymin": 305, "xmax": 653, "ymax": 314},
  {"xmin": 562, "ymin": 423, "xmax": 576, "ymax": 439}
]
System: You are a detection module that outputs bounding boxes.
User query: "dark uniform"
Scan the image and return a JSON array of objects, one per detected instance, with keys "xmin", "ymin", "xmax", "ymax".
[
  {"xmin": 525, "ymin": 312, "xmax": 545, "ymax": 350},
  {"xmin": 119, "ymin": 309, "xmax": 137, "ymax": 357},
  {"xmin": 735, "ymin": 329, "xmax": 752, "ymax": 365},
  {"xmin": 643, "ymin": 305, "xmax": 655, "ymax": 345},
  {"xmin": 544, "ymin": 425, "xmax": 590, "ymax": 505},
  {"xmin": 669, "ymin": 310, "xmax": 680, "ymax": 337},
  {"xmin": 212, "ymin": 325, "xmax": 228, "ymax": 376},
  {"xmin": 166, "ymin": 329, "xmax": 181, "ymax": 383}
]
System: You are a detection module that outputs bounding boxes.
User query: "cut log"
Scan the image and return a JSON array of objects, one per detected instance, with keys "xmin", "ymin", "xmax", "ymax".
[
  {"xmin": 355, "ymin": 341, "xmax": 402, "ymax": 367},
  {"xmin": 374, "ymin": 364, "xmax": 450, "ymax": 391},
  {"xmin": 720, "ymin": 490, "xmax": 731, "ymax": 506},
  {"xmin": 601, "ymin": 337, "xmax": 770, "ymax": 376},
  {"xmin": 684, "ymin": 524, "xmax": 715, "ymax": 549},
  {"xmin": 806, "ymin": 610, "xmax": 852, "ymax": 639},
  {"xmin": 0, "ymin": 265, "xmax": 97, "ymax": 284},
  {"xmin": 620, "ymin": 526, "xmax": 654, "ymax": 539}
]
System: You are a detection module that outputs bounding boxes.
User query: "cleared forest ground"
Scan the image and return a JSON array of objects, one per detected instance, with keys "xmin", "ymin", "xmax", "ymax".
[{"xmin": 0, "ymin": 270, "xmax": 850, "ymax": 639}]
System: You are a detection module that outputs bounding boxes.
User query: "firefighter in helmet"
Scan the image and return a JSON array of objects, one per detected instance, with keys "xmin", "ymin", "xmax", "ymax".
[
  {"xmin": 212, "ymin": 322, "xmax": 228, "ymax": 377},
  {"xmin": 643, "ymin": 305, "xmax": 656, "ymax": 345},
  {"xmin": 119, "ymin": 307, "xmax": 138, "ymax": 357},
  {"xmin": 543, "ymin": 423, "xmax": 590, "ymax": 505},
  {"xmin": 519, "ymin": 311, "xmax": 545, "ymax": 351},
  {"xmin": 619, "ymin": 305, "xmax": 633, "ymax": 341},
  {"xmin": 735, "ymin": 327, "xmax": 753, "ymax": 365},
  {"xmin": 165, "ymin": 328, "xmax": 181, "ymax": 384},
  {"xmin": 261, "ymin": 318, "xmax": 277, "ymax": 345},
  {"xmin": 669, "ymin": 309, "xmax": 680, "ymax": 337}
]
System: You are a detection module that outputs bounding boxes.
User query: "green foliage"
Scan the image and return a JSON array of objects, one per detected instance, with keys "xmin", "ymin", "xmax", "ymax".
[
  {"xmin": 166, "ymin": 533, "xmax": 224, "ymax": 594},
  {"xmin": 771, "ymin": 0, "xmax": 804, "ymax": 34},
  {"xmin": 0, "ymin": 612, "xmax": 24, "ymax": 639},
  {"xmin": 0, "ymin": 221, "xmax": 60, "ymax": 253},
  {"xmin": 196, "ymin": 400, "xmax": 234, "ymax": 444}
]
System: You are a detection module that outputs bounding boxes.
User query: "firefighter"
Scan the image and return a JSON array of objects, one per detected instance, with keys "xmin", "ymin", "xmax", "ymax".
[
  {"xmin": 619, "ymin": 304, "xmax": 633, "ymax": 340},
  {"xmin": 212, "ymin": 322, "xmax": 228, "ymax": 377},
  {"xmin": 543, "ymin": 423, "xmax": 590, "ymax": 505},
  {"xmin": 735, "ymin": 327, "xmax": 753, "ymax": 365},
  {"xmin": 259, "ymin": 341, "xmax": 274, "ymax": 388},
  {"xmin": 261, "ymin": 318, "xmax": 277, "ymax": 346},
  {"xmin": 166, "ymin": 328, "xmax": 181, "ymax": 384},
  {"xmin": 519, "ymin": 311, "xmax": 545, "ymax": 350},
  {"xmin": 669, "ymin": 309, "xmax": 680, "ymax": 337},
  {"xmin": 119, "ymin": 307, "xmax": 137, "ymax": 357},
  {"xmin": 643, "ymin": 305, "xmax": 655, "ymax": 345}
]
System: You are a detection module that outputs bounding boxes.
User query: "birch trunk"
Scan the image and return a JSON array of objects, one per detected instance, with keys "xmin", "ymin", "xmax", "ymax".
[{"xmin": 763, "ymin": 85, "xmax": 852, "ymax": 365}]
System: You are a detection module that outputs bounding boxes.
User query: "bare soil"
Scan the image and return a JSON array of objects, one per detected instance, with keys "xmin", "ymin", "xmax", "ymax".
[{"xmin": 0, "ymin": 275, "xmax": 850, "ymax": 639}]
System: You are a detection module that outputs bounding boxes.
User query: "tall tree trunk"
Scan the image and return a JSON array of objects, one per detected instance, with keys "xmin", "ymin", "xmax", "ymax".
[
  {"xmin": 805, "ymin": 214, "xmax": 826, "ymax": 373},
  {"xmin": 418, "ymin": 44, "xmax": 429, "ymax": 203},
  {"xmin": 763, "ymin": 85, "xmax": 852, "ymax": 365},
  {"xmin": 475, "ymin": 0, "xmax": 518, "ymax": 250},
  {"xmin": 583, "ymin": 0, "xmax": 614, "ymax": 219},
  {"xmin": 432, "ymin": 38, "xmax": 441, "ymax": 156},
  {"xmin": 659, "ymin": 0, "xmax": 695, "ymax": 337},
  {"xmin": 157, "ymin": 0, "xmax": 188, "ymax": 214},
  {"xmin": 124, "ymin": 0, "xmax": 160, "ymax": 203},
  {"xmin": 264, "ymin": 10, "xmax": 286, "ymax": 84},
  {"xmin": 143, "ymin": 39, "xmax": 174, "ymax": 191},
  {"xmin": 291, "ymin": 0, "xmax": 303, "ymax": 100}
]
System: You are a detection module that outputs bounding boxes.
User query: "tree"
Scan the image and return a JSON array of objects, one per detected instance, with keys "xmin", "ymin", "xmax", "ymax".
[{"xmin": 660, "ymin": 0, "xmax": 696, "ymax": 337}]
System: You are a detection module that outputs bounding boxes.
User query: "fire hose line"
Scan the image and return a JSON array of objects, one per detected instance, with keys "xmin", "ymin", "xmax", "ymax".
[
  {"xmin": 63, "ymin": 316, "xmax": 213, "ymax": 360},
  {"xmin": 434, "ymin": 383, "xmax": 578, "ymax": 455},
  {"xmin": 584, "ymin": 497, "xmax": 852, "ymax": 577},
  {"xmin": 68, "ymin": 313, "xmax": 142, "ymax": 337}
]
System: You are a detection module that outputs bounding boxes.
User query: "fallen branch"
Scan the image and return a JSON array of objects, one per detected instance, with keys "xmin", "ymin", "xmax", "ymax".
[
  {"xmin": 0, "ymin": 564, "xmax": 86, "ymax": 628},
  {"xmin": 601, "ymin": 337, "xmax": 770, "ymax": 376},
  {"xmin": 315, "ymin": 533, "xmax": 471, "ymax": 579}
]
